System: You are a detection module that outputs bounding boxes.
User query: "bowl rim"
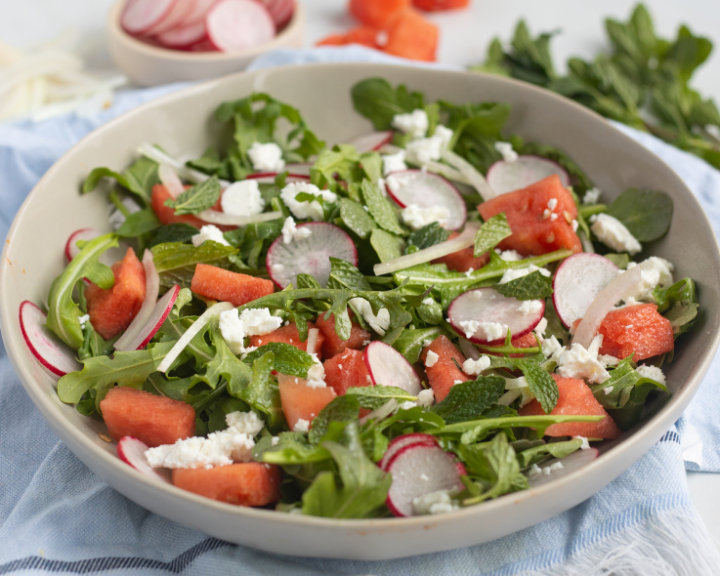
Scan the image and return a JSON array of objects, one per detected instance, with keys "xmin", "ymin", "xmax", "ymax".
[
  {"xmin": 107, "ymin": 0, "xmax": 306, "ymax": 62},
  {"xmin": 2, "ymin": 61, "xmax": 719, "ymax": 531}
]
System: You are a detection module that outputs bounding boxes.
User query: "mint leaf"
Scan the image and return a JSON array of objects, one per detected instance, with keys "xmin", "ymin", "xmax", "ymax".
[
  {"xmin": 494, "ymin": 270, "xmax": 553, "ymax": 300},
  {"xmin": 164, "ymin": 176, "xmax": 221, "ymax": 216},
  {"xmin": 407, "ymin": 222, "xmax": 451, "ymax": 251},
  {"xmin": 351, "ymin": 78, "xmax": 424, "ymax": 130},
  {"xmin": 83, "ymin": 156, "xmax": 158, "ymax": 205},
  {"xmin": 296, "ymin": 273, "xmax": 322, "ymax": 290},
  {"xmin": 327, "ymin": 258, "xmax": 372, "ymax": 291},
  {"xmin": 339, "ymin": 198, "xmax": 377, "ymax": 239},
  {"xmin": 653, "ymin": 277, "xmax": 698, "ymax": 335},
  {"xmin": 516, "ymin": 438, "xmax": 583, "ymax": 468},
  {"xmin": 308, "ymin": 396, "xmax": 361, "ymax": 445},
  {"xmin": 345, "ymin": 385, "xmax": 416, "ymax": 410},
  {"xmin": 370, "ymin": 228, "xmax": 405, "ymax": 263},
  {"xmin": 362, "ymin": 179, "xmax": 406, "ymax": 236},
  {"xmin": 393, "ymin": 327, "xmax": 443, "ymax": 363},
  {"xmin": 499, "ymin": 357, "xmax": 558, "ymax": 414},
  {"xmin": 242, "ymin": 343, "xmax": 315, "ymax": 378},
  {"xmin": 605, "ymin": 188, "xmax": 673, "ymax": 242},
  {"xmin": 116, "ymin": 208, "xmax": 162, "ymax": 238},
  {"xmin": 458, "ymin": 433, "xmax": 523, "ymax": 503},
  {"xmin": 431, "ymin": 376, "xmax": 506, "ymax": 424},
  {"xmin": 148, "ymin": 223, "xmax": 199, "ymax": 248}
]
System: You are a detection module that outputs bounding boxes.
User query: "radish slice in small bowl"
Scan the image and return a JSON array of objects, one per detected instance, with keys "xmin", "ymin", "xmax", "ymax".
[
  {"xmin": 364, "ymin": 341, "xmax": 423, "ymax": 396},
  {"xmin": 552, "ymin": 253, "xmax": 619, "ymax": 329},
  {"xmin": 527, "ymin": 448, "xmax": 599, "ymax": 488},
  {"xmin": 486, "ymin": 155, "xmax": 570, "ymax": 196},
  {"xmin": 121, "ymin": 0, "xmax": 177, "ymax": 35},
  {"xmin": 448, "ymin": 288, "xmax": 544, "ymax": 345},
  {"xmin": 117, "ymin": 436, "xmax": 172, "ymax": 484},
  {"xmin": 385, "ymin": 443, "xmax": 466, "ymax": 517},
  {"xmin": 206, "ymin": 0, "xmax": 276, "ymax": 53},
  {"xmin": 65, "ymin": 228, "xmax": 101, "ymax": 261},
  {"xmin": 380, "ymin": 433, "xmax": 440, "ymax": 471},
  {"xmin": 385, "ymin": 170, "xmax": 467, "ymax": 231},
  {"xmin": 348, "ymin": 131, "xmax": 393, "ymax": 153},
  {"xmin": 19, "ymin": 301, "xmax": 81, "ymax": 377},
  {"xmin": 266, "ymin": 222, "xmax": 357, "ymax": 289}
]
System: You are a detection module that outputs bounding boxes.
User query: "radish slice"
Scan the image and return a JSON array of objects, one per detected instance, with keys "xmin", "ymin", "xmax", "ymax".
[
  {"xmin": 448, "ymin": 288, "xmax": 544, "ymax": 344},
  {"xmin": 158, "ymin": 164, "xmax": 185, "ymax": 199},
  {"xmin": 386, "ymin": 443, "xmax": 466, "ymax": 517},
  {"xmin": 260, "ymin": 0, "xmax": 295, "ymax": 29},
  {"xmin": 364, "ymin": 341, "xmax": 423, "ymax": 396},
  {"xmin": 206, "ymin": 0, "xmax": 276, "ymax": 53},
  {"xmin": 246, "ymin": 173, "xmax": 310, "ymax": 184},
  {"xmin": 487, "ymin": 155, "xmax": 571, "ymax": 196},
  {"xmin": 572, "ymin": 265, "xmax": 643, "ymax": 349},
  {"xmin": 348, "ymin": 131, "xmax": 393, "ymax": 153},
  {"xmin": 266, "ymin": 222, "xmax": 357, "ymax": 289},
  {"xmin": 552, "ymin": 254, "xmax": 619, "ymax": 329},
  {"xmin": 374, "ymin": 222, "xmax": 479, "ymax": 276},
  {"xmin": 306, "ymin": 328, "xmax": 320, "ymax": 356},
  {"xmin": 144, "ymin": 0, "xmax": 196, "ymax": 36},
  {"xmin": 157, "ymin": 301, "xmax": 235, "ymax": 373},
  {"xmin": 441, "ymin": 148, "xmax": 495, "ymax": 201},
  {"xmin": 527, "ymin": 447, "xmax": 599, "ymax": 488},
  {"xmin": 283, "ymin": 163, "xmax": 312, "ymax": 176},
  {"xmin": 65, "ymin": 228, "xmax": 100, "ymax": 261},
  {"xmin": 386, "ymin": 170, "xmax": 467, "ymax": 230},
  {"xmin": 121, "ymin": 0, "xmax": 177, "ymax": 35},
  {"xmin": 118, "ymin": 285, "xmax": 181, "ymax": 352},
  {"xmin": 180, "ymin": 0, "xmax": 217, "ymax": 26},
  {"xmin": 197, "ymin": 209, "xmax": 283, "ymax": 227},
  {"xmin": 117, "ymin": 436, "xmax": 172, "ymax": 484},
  {"xmin": 19, "ymin": 301, "xmax": 81, "ymax": 377},
  {"xmin": 380, "ymin": 433, "xmax": 439, "ymax": 471},
  {"xmin": 157, "ymin": 20, "xmax": 207, "ymax": 48}
]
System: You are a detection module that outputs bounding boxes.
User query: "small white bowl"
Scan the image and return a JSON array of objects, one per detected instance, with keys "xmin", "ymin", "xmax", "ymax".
[{"xmin": 107, "ymin": 0, "xmax": 305, "ymax": 86}]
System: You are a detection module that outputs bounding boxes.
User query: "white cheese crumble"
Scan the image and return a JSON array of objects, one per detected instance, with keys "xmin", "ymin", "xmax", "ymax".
[
  {"xmin": 280, "ymin": 182, "xmax": 337, "ymax": 221},
  {"xmin": 603, "ymin": 386, "xmax": 614, "ymax": 395},
  {"xmin": 572, "ymin": 219, "xmax": 579, "ymax": 232},
  {"xmin": 225, "ymin": 410, "xmax": 264, "ymax": 436},
  {"xmin": 219, "ymin": 308, "xmax": 283, "ymax": 355},
  {"xmin": 463, "ymin": 356, "xmax": 491, "ymax": 375},
  {"xmin": 220, "ymin": 179, "xmax": 265, "ymax": 217},
  {"xmin": 401, "ymin": 203, "xmax": 450, "ymax": 230},
  {"xmin": 598, "ymin": 354, "xmax": 621, "ymax": 368},
  {"xmin": 494, "ymin": 141, "xmax": 518, "ymax": 163},
  {"xmin": 497, "ymin": 249, "xmax": 523, "ymax": 262},
  {"xmin": 590, "ymin": 213, "xmax": 642, "ymax": 255},
  {"xmin": 192, "ymin": 224, "xmax": 230, "ymax": 247},
  {"xmin": 534, "ymin": 317, "xmax": 548, "ymax": 339},
  {"xmin": 305, "ymin": 362, "xmax": 327, "ymax": 389},
  {"xmin": 271, "ymin": 436, "xmax": 279, "ymax": 446},
  {"xmin": 413, "ymin": 490, "xmax": 460, "ymax": 515},
  {"xmin": 425, "ymin": 350, "xmax": 440, "ymax": 367},
  {"xmin": 349, "ymin": 298, "xmax": 391, "ymax": 336},
  {"xmin": 382, "ymin": 150, "xmax": 407, "ymax": 176},
  {"xmin": 499, "ymin": 264, "xmax": 551, "ymax": 284},
  {"xmin": 293, "ymin": 418, "xmax": 310, "ymax": 433},
  {"xmin": 459, "ymin": 320, "xmax": 508, "ymax": 341},
  {"xmin": 398, "ymin": 401, "xmax": 418, "ymax": 410},
  {"xmin": 422, "ymin": 298, "xmax": 435, "ymax": 306},
  {"xmin": 624, "ymin": 257, "xmax": 675, "ymax": 302},
  {"xmin": 247, "ymin": 141, "xmax": 285, "ymax": 172},
  {"xmin": 541, "ymin": 335, "xmax": 564, "ymax": 360},
  {"xmin": 406, "ymin": 135, "xmax": 444, "ymax": 164},
  {"xmin": 391, "ymin": 109, "xmax": 428, "ymax": 138},
  {"xmin": 636, "ymin": 364, "xmax": 666, "ymax": 384},
  {"xmin": 583, "ymin": 187, "xmax": 601, "ymax": 205},
  {"xmin": 550, "ymin": 213, "xmax": 558, "ymax": 221},
  {"xmin": 575, "ymin": 436, "xmax": 591, "ymax": 450},
  {"xmin": 518, "ymin": 300, "xmax": 543, "ymax": 316},
  {"xmin": 547, "ymin": 198, "xmax": 558, "ymax": 210},
  {"xmin": 281, "ymin": 216, "xmax": 312, "ymax": 245},
  {"xmin": 433, "ymin": 125, "xmax": 454, "ymax": 148},
  {"xmin": 78, "ymin": 314, "xmax": 89, "ymax": 328},
  {"xmin": 556, "ymin": 335, "xmax": 610, "ymax": 384},
  {"xmin": 417, "ymin": 388, "xmax": 435, "ymax": 407}
]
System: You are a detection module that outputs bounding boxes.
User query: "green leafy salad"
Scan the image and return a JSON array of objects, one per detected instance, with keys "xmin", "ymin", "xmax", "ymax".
[{"xmin": 23, "ymin": 76, "xmax": 699, "ymax": 519}]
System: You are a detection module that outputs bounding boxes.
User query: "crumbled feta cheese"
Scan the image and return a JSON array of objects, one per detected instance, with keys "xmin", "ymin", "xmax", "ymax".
[
  {"xmin": 392, "ymin": 109, "xmax": 428, "ymax": 138},
  {"xmin": 382, "ymin": 150, "xmax": 407, "ymax": 176},
  {"xmin": 598, "ymin": 354, "xmax": 621, "ymax": 368},
  {"xmin": 499, "ymin": 264, "xmax": 551, "ymax": 284},
  {"xmin": 78, "ymin": 314, "xmax": 89, "ymax": 328},
  {"xmin": 519, "ymin": 300, "xmax": 543, "ymax": 316},
  {"xmin": 548, "ymin": 461, "xmax": 564, "ymax": 472},
  {"xmin": 425, "ymin": 350, "xmax": 440, "ymax": 367},
  {"xmin": 494, "ymin": 141, "xmax": 518, "ymax": 163},
  {"xmin": 453, "ymin": 380, "xmax": 463, "ymax": 385},
  {"xmin": 534, "ymin": 317, "xmax": 548, "ymax": 339},
  {"xmin": 417, "ymin": 388, "xmax": 435, "ymax": 407},
  {"xmin": 281, "ymin": 216, "xmax": 313, "ymax": 245},
  {"xmin": 192, "ymin": 224, "xmax": 230, "ymax": 247},
  {"xmin": 575, "ymin": 436, "xmax": 591, "ymax": 450},
  {"xmin": 145, "ymin": 428, "xmax": 255, "ymax": 469},
  {"xmin": 401, "ymin": 203, "xmax": 450, "ymax": 230},
  {"xmin": 590, "ymin": 213, "xmax": 642, "ymax": 255},
  {"xmin": 219, "ymin": 308, "xmax": 282, "ymax": 355},
  {"xmin": 247, "ymin": 141, "xmax": 285, "ymax": 172},
  {"xmin": 108, "ymin": 197, "xmax": 142, "ymax": 230},
  {"xmin": 463, "ymin": 356, "xmax": 491, "ymax": 375},
  {"xmin": 572, "ymin": 219, "xmax": 578, "ymax": 232},
  {"xmin": 280, "ymin": 182, "xmax": 336, "ymax": 221},
  {"xmin": 624, "ymin": 257, "xmax": 675, "ymax": 302},
  {"xmin": 547, "ymin": 198, "xmax": 558, "ymax": 211},
  {"xmin": 636, "ymin": 364, "xmax": 666, "ymax": 384},
  {"xmin": 542, "ymin": 336, "xmax": 565, "ymax": 362},
  {"xmin": 422, "ymin": 298, "xmax": 435, "ymax": 306},
  {"xmin": 293, "ymin": 419, "xmax": 310, "ymax": 433},
  {"xmin": 603, "ymin": 386, "xmax": 613, "ymax": 395},
  {"xmin": 412, "ymin": 490, "xmax": 460, "ymax": 515},
  {"xmin": 550, "ymin": 213, "xmax": 558, "ymax": 221},
  {"xmin": 433, "ymin": 125, "xmax": 454, "ymax": 149},
  {"xmin": 406, "ymin": 135, "xmax": 444, "ymax": 164},
  {"xmin": 556, "ymin": 335, "xmax": 610, "ymax": 384},
  {"xmin": 583, "ymin": 187, "xmax": 601, "ymax": 205},
  {"xmin": 464, "ymin": 268, "xmax": 475, "ymax": 277},
  {"xmin": 542, "ymin": 208, "xmax": 552, "ymax": 219},
  {"xmin": 271, "ymin": 436, "xmax": 279, "ymax": 446},
  {"xmin": 306, "ymin": 362, "xmax": 327, "ymax": 388},
  {"xmin": 459, "ymin": 320, "xmax": 508, "ymax": 341},
  {"xmin": 398, "ymin": 401, "xmax": 418, "ymax": 410},
  {"xmin": 349, "ymin": 298, "xmax": 390, "ymax": 336},
  {"xmin": 497, "ymin": 249, "xmax": 523, "ymax": 262},
  {"xmin": 226, "ymin": 411, "xmax": 264, "ymax": 437},
  {"xmin": 220, "ymin": 179, "xmax": 265, "ymax": 217}
]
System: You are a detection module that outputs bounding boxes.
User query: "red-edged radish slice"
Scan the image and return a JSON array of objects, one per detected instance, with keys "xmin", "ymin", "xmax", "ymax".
[
  {"xmin": 117, "ymin": 436, "xmax": 172, "ymax": 484},
  {"xmin": 114, "ymin": 251, "xmax": 160, "ymax": 352},
  {"xmin": 246, "ymin": 173, "xmax": 310, "ymax": 184},
  {"xmin": 157, "ymin": 20, "xmax": 207, "ymax": 48},
  {"xmin": 180, "ymin": 0, "xmax": 216, "ymax": 26},
  {"xmin": 386, "ymin": 443, "xmax": 466, "ymax": 517},
  {"xmin": 121, "ymin": 0, "xmax": 177, "ymax": 35},
  {"xmin": 260, "ymin": 0, "xmax": 295, "ymax": 29},
  {"xmin": 486, "ymin": 155, "xmax": 571, "ymax": 196},
  {"xmin": 19, "ymin": 301, "xmax": 81, "ymax": 377},
  {"xmin": 364, "ymin": 341, "xmax": 423, "ymax": 396},
  {"xmin": 348, "ymin": 131, "xmax": 393, "ymax": 153},
  {"xmin": 118, "ymin": 285, "xmax": 180, "ymax": 352},
  {"xmin": 572, "ymin": 265, "xmax": 643, "ymax": 349},
  {"xmin": 266, "ymin": 222, "xmax": 357, "ymax": 289},
  {"xmin": 448, "ymin": 288, "xmax": 545, "ymax": 344},
  {"xmin": 144, "ymin": 0, "xmax": 196, "ymax": 36},
  {"xmin": 206, "ymin": 0, "xmax": 276, "ymax": 53},
  {"xmin": 527, "ymin": 447, "xmax": 599, "ymax": 488},
  {"xmin": 283, "ymin": 164, "xmax": 312, "ymax": 177},
  {"xmin": 65, "ymin": 228, "xmax": 100, "ymax": 261},
  {"xmin": 386, "ymin": 170, "xmax": 467, "ymax": 230},
  {"xmin": 552, "ymin": 253, "xmax": 619, "ymax": 329},
  {"xmin": 158, "ymin": 164, "xmax": 185, "ymax": 199},
  {"xmin": 380, "ymin": 433, "xmax": 439, "ymax": 471}
]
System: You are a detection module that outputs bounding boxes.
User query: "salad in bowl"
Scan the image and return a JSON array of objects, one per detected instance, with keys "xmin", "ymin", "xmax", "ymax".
[{"xmin": 19, "ymin": 77, "xmax": 698, "ymax": 520}]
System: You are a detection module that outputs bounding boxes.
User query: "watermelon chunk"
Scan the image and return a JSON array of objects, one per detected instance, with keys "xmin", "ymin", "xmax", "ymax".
[
  {"xmin": 172, "ymin": 463, "xmax": 281, "ymax": 506},
  {"xmin": 432, "ymin": 232, "xmax": 490, "ymax": 272},
  {"xmin": 478, "ymin": 175, "xmax": 582, "ymax": 256},
  {"xmin": 100, "ymin": 387, "xmax": 195, "ymax": 447},
  {"xmin": 348, "ymin": 0, "xmax": 409, "ymax": 28},
  {"xmin": 421, "ymin": 335, "xmax": 470, "ymax": 401},
  {"xmin": 191, "ymin": 263, "xmax": 274, "ymax": 307},
  {"xmin": 598, "ymin": 303, "xmax": 674, "ymax": 362},
  {"xmin": 249, "ymin": 323, "xmax": 325, "ymax": 356},
  {"xmin": 384, "ymin": 10, "xmax": 439, "ymax": 62},
  {"xmin": 324, "ymin": 348, "xmax": 373, "ymax": 396},
  {"xmin": 151, "ymin": 184, "xmax": 207, "ymax": 229},
  {"xmin": 277, "ymin": 374, "xmax": 336, "ymax": 430},
  {"xmin": 315, "ymin": 311, "xmax": 371, "ymax": 358},
  {"xmin": 86, "ymin": 247, "xmax": 146, "ymax": 340},
  {"xmin": 519, "ymin": 375, "xmax": 621, "ymax": 439}
]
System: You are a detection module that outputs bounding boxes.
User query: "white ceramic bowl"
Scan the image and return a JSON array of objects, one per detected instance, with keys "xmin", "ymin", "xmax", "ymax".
[
  {"xmin": 2, "ymin": 63, "xmax": 719, "ymax": 560},
  {"xmin": 107, "ymin": 0, "xmax": 305, "ymax": 86}
]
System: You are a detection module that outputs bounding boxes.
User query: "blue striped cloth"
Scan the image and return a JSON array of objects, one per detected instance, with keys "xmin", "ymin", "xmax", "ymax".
[{"xmin": 1, "ymin": 46, "xmax": 720, "ymax": 575}]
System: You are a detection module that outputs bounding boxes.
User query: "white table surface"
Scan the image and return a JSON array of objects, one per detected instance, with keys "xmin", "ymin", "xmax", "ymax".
[{"xmin": 2, "ymin": 0, "xmax": 720, "ymax": 547}]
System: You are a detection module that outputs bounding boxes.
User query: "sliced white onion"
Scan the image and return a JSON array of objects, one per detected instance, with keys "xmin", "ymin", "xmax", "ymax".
[
  {"xmin": 441, "ymin": 149, "xmax": 495, "ymax": 201},
  {"xmin": 358, "ymin": 398, "xmax": 399, "ymax": 425},
  {"xmin": 137, "ymin": 144, "xmax": 231, "ymax": 188},
  {"xmin": 378, "ymin": 144, "xmax": 471, "ymax": 185},
  {"xmin": 156, "ymin": 301, "xmax": 235, "ymax": 373},
  {"xmin": 114, "ymin": 250, "xmax": 160, "ymax": 352},
  {"xmin": 196, "ymin": 209, "xmax": 283, "ymax": 227},
  {"xmin": 158, "ymin": 164, "xmax": 185, "ymax": 199},
  {"xmin": 306, "ymin": 328, "xmax": 320, "ymax": 356},
  {"xmin": 374, "ymin": 223, "xmax": 480, "ymax": 276}
]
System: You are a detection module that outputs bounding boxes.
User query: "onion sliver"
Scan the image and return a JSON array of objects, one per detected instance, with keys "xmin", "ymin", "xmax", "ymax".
[
  {"xmin": 197, "ymin": 209, "xmax": 283, "ymax": 227},
  {"xmin": 158, "ymin": 164, "xmax": 184, "ymax": 199},
  {"xmin": 358, "ymin": 399, "xmax": 399, "ymax": 425},
  {"xmin": 374, "ymin": 223, "xmax": 479, "ymax": 276},
  {"xmin": 114, "ymin": 250, "xmax": 160, "ymax": 351},
  {"xmin": 441, "ymin": 149, "xmax": 495, "ymax": 201},
  {"xmin": 137, "ymin": 144, "xmax": 231, "ymax": 187},
  {"xmin": 306, "ymin": 328, "xmax": 320, "ymax": 356}
]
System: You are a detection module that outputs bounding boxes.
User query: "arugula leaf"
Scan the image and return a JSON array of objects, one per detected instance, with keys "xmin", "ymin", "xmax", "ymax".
[
  {"xmin": 327, "ymin": 258, "xmax": 372, "ymax": 291},
  {"xmin": 417, "ymin": 297, "xmax": 444, "ymax": 325},
  {"xmin": 310, "ymin": 145, "xmax": 364, "ymax": 193},
  {"xmin": 490, "ymin": 356, "xmax": 558, "ymax": 414},
  {"xmin": 151, "ymin": 241, "xmax": 238, "ymax": 288},
  {"xmin": 308, "ymin": 396, "xmax": 361, "ymax": 445},
  {"xmin": 431, "ymin": 376, "xmax": 506, "ymax": 424},
  {"xmin": 351, "ymin": 78, "xmax": 424, "ymax": 130},
  {"xmin": 116, "ymin": 208, "xmax": 162, "ymax": 238},
  {"xmin": 494, "ymin": 271, "xmax": 553, "ymax": 300},
  {"xmin": 78, "ymin": 322, "xmax": 117, "ymax": 362},
  {"xmin": 164, "ymin": 176, "xmax": 221, "ymax": 216},
  {"xmin": 458, "ymin": 433, "xmax": 523, "ymax": 503},
  {"xmin": 339, "ymin": 198, "xmax": 377, "ymax": 239},
  {"xmin": 148, "ymin": 223, "xmax": 199, "ymax": 248},
  {"xmin": 653, "ymin": 277, "xmax": 698, "ymax": 335},
  {"xmin": 605, "ymin": 188, "xmax": 673, "ymax": 241},
  {"xmin": 83, "ymin": 156, "xmax": 158, "ymax": 205},
  {"xmin": 198, "ymin": 325, "xmax": 253, "ymax": 391},
  {"xmin": 474, "ymin": 213, "xmax": 512, "ymax": 257},
  {"xmin": 238, "ymin": 351, "xmax": 285, "ymax": 431},
  {"xmin": 392, "ymin": 327, "xmax": 443, "ymax": 363},
  {"xmin": 242, "ymin": 343, "xmax": 315, "ymax": 378},
  {"xmin": 259, "ymin": 431, "xmax": 333, "ymax": 465},
  {"xmin": 515, "ymin": 438, "xmax": 582, "ymax": 468},
  {"xmin": 591, "ymin": 356, "xmax": 666, "ymax": 410},
  {"xmin": 345, "ymin": 385, "xmax": 416, "ymax": 410},
  {"xmin": 406, "ymin": 222, "xmax": 452, "ymax": 251},
  {"xmin": 158, "ymin": 316, "xmax": 214, "ymax": 364},
  {"xmin": 46, "ymin": 234, "xmax": 118, "ymax": 350},
  {"xmin": 362, "ymin": 179, "xmax": 406, "ymax": 236}
]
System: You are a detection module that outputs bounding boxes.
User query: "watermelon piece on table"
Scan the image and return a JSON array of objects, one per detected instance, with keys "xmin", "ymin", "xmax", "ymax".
[
  {"xmin": 277, "ymin": 374, "xmax": 336, "ymax": 430},
  {"xmin": 100, "ymin": 387, "xmax": 196, "ymax": 447},
  {"xmin": 432, "ymin": 231, "xmax": 490, "ymax": 273},
  {"xmin": 384, "ymin": 10, "xmax": 439, "ymax": 62},
  {"xmin": 421, "ymin": 335, "xmax": 470, "ymax": 402},
  {"xmin": 413, "ymin": 0, "xmax": 469, "ymax": 11},
  {"xmin": 249, "ymin": 323, "xmax": 325, "ymax": 356},
  {"xmin": 519, "ymin": 375, "xmax": 621, "ymax": 439},
  {"xmin": 348, "ymin": 0, "xmax": 409, "ymax": 28},
  {"xmin": 173, "ymin": 462, "xmax": 281, "ymax": 506},
  {"xmin": 324, "ymin": 348, "xmax": 373, "ymax": 396},
  {"xmin": 478, "ymin": 175, "xmax": 582, "ymax": 256},
  {"xmin": 191, "ymin": 263, "xmax": 274, "ymax": 307},
  {"xmin": 86, "ymin": 247, "xmax": 146, "ymax": 340},
  {"xmin": 315, "ymin": 311, "xmax": 371, "ymax": 358},
  {"xmin": 598, "ymin": 303, "xmax": 674, "ymax": 362}
]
